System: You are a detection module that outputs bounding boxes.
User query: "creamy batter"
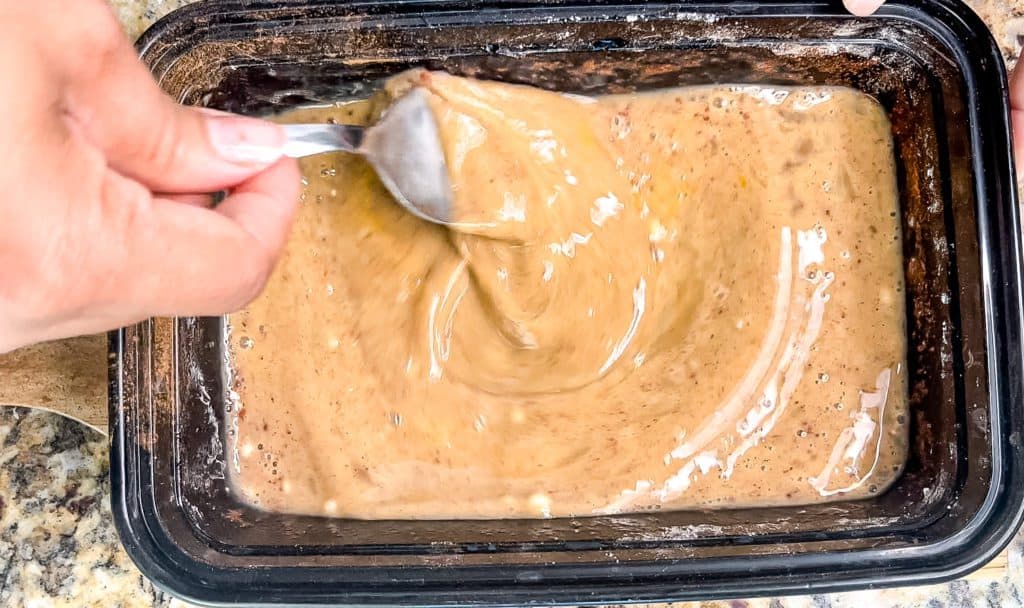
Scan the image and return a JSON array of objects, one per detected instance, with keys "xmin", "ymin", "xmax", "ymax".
[{"xmin": 227, "ymin": 71, "xmax": 908, "ymax": 519}]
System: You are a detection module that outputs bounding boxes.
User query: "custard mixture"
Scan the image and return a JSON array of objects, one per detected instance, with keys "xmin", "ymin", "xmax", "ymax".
[{"xmin": 227, "ymin": 71, "xmax": 908, "ymax": 519}]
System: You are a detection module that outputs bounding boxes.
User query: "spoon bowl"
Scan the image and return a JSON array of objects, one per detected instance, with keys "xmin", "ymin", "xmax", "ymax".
[{"xmin": 279, "ymin": 88, "xmax": 452, "ymax": 224}]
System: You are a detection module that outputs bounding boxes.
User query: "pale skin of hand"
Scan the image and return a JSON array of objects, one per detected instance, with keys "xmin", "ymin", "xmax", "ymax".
[
  {"xmin": 1, "ymin": 0, "xmax": 1021, "ymax": 354},
  {"xmin": 0, "ymin": 0, "xmax": 301, "ymax": 353}
]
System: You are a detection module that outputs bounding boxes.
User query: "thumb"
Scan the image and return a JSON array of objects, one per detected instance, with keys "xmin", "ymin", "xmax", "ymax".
[{"xmin": 59, "ymin": 15, "xmax": 285, "ymax": 193}]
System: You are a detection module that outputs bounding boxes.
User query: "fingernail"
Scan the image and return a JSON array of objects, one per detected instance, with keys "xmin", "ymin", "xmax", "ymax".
[
  {"xmin": 204, "ymin": 112, "xmax": 285, "ymax": 165},
  {"xmin": 843, "ymin": 0, "xmax": 885, "ymax": 16}
]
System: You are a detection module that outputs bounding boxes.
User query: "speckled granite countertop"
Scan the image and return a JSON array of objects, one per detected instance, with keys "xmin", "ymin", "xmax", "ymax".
[{"xmin": 2, "ymin": 0, "xmax": 1024, "ymax": 606}]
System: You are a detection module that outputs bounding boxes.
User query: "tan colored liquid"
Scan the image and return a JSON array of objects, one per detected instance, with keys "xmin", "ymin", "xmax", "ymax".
[{"xmin": 228, "ymin": 72, "xmax": 908, "ymax": 519}]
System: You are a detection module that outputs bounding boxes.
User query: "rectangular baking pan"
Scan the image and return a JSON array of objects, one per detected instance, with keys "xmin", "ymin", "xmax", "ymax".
[{"xmin": 109, "ymin": 0, "xmax": 1024, "ymax": 604}]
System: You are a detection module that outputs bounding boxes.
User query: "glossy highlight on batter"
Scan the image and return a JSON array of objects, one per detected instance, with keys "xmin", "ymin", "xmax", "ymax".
[{"xmin": 227, "ymin": 71, "xmax": 909, "ymax": 519}]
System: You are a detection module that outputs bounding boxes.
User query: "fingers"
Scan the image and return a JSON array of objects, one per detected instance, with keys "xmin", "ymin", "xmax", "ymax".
[
  {"xmin": 843, "ymin": 0, "xmax": 886, "ymax": 16},
  {"xmin": 113, "ymin": 158, "xmax": 302, "ymax": 317},
  {"xmin": 1, "ymin": 154, "xmax": 300, "ymax": 351},
  {"xmin": 214, "ymin": 159, "xmax": 305, "ymax": 268},
  {"xmin": 1010, "ymin": 59, "xmax": 1024, "ymax": 160},
  {"xmin": 53, "ymin": 2, "xmax": 286, "ymax": 194}
]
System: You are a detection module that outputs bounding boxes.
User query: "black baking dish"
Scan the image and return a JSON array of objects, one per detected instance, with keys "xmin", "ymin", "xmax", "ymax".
[{"xmin": 109, "ymin": 0, "xmax": 1024, "ymax": 605}]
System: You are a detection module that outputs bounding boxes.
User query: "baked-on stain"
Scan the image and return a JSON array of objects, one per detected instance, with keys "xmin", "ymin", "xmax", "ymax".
[{"xmin": 227, "ymin": 71, "xmax": 908, "ymax": 519}]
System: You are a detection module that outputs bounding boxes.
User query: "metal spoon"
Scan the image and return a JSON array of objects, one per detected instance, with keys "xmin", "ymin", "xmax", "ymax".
[{"xmin": 279, "ymin": 88, "xmax": 453, "ymax": 224}]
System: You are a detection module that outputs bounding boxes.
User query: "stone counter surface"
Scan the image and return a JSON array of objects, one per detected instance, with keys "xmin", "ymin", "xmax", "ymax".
[{"xmin": 3, "ymin": 0, "xmax": 1024, "ymax": 606}]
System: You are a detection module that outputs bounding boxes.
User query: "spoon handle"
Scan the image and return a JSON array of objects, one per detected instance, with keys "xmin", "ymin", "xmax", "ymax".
[{"xmin": 280, "ymin": 124, "xmax": 366, "ymax": 158}]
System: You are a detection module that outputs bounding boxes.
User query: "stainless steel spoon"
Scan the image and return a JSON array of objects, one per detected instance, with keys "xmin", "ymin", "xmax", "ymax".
[{"xmin": 279, "ymin": 88, "xmax": 453, "ymax": 224}]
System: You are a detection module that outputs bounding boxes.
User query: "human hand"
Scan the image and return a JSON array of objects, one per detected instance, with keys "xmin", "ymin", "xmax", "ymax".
[
  {"xmin": 1011, "ymin": 56, "xmax": 1024, "ymax": 157},
  {"xmin": 0, "ymin": 0, "xmax": 301, "ymax": 353}
]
